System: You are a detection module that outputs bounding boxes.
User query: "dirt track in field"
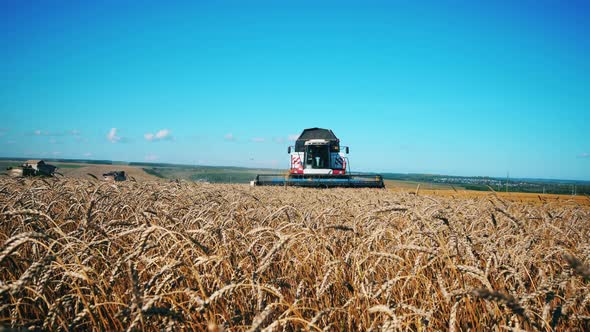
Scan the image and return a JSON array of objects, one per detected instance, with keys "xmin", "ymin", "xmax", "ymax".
[{"xmin": 58, "ymin": 164, "xmax": 161, "ymax": 182}]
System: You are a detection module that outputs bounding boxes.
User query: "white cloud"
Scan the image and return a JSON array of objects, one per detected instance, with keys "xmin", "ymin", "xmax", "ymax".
[
  {"xmin": 52, "ymin": 151, "xmax": 62, "ymax": 156},
  {"xmin": 224, "ymin": 133, "xmax": 236, "ymax": 141},
  {"xmin": 288, "ymin": 134, "xmax": 299, "ymax": 142},
  {"xmin": 32, "ymin": 130, "xmax": 71, "ymax": 136},
  {"xmin": 49, "ymin": 138, "xmax": 57, "ymax": 144},
  {"xmin": 83, "ymin": 152, "xmax": 92, "ymax": 157},
  {"xmin": 578, "ymin": 152, "xmax": 589, "ymax": 158},
  {"xmin": 251, "ymin": 137, "xmax": 265, "ymax": 143},
  {"xmin": 107, "ymin": 128, "xmax": 121, "ymax": 143},
  {"xmin": 156, "ymin": 129, "xmax": 170, "ymax": 139},
  {"xmin": 145, "ymin": 128, "xmax": 172, "ymax": 141},
  {"xmin": 273, "ymin": 137, "xmax": 285, "ymax": 144},
  {"xmin": 145, "ymin": 154, "xmax": 158, "ymax": 161}
]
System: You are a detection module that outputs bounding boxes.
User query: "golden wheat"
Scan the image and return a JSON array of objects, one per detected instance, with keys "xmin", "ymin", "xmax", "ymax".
[{"xmin": 0, "ymin": 177, "xmax": 589, "ymax": 330}]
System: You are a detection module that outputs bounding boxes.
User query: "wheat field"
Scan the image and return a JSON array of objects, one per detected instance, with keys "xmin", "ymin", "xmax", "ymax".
[{"xmin": 0, "ymin": 177, "xmax": 589, "ymax": 331}]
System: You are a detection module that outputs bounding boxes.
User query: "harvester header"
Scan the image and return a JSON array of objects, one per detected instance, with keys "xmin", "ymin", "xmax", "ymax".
[{"xmin": 253, "ymin": 128, "xmax": 384, "ymax": 188}]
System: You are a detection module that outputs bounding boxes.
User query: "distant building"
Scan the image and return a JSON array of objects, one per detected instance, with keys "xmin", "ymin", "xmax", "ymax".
[
  {"xmin": 103, "ymin": 171, "xmax": 127, "ymax": 181},
  {"xmin": 22, "ymin": 160, "xmax": 57, "ymax": 177}
]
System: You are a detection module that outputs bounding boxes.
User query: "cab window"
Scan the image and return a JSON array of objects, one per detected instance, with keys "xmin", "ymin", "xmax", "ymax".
[{"xmin": 305, "ymin": 145, "xmax": 329, "ymax": 169}]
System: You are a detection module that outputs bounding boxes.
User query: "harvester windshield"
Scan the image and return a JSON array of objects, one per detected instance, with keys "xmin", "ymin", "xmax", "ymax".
[{"xmin": 306, "ymin": 145, "xmax": 329, "ymax": 169}]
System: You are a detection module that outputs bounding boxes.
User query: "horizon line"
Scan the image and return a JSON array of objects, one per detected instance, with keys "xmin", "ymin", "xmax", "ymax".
[{"xmin": 1, "ymin": 156, "xmax": 589, "ymax": 184}]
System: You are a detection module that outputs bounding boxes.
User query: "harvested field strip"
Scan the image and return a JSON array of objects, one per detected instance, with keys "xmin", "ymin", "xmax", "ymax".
[{"xmin": 0, "ymin": 178, "xmax": 589, "ymax": 330}]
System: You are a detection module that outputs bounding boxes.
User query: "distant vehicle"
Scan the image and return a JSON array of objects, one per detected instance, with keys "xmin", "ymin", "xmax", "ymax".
[
  {"xmin": 253, "ymin": 128, "xmax": 384, "ymax": 188},
  {"xmin": 103, "ymin": 171, "xmax": 127, "ymax": 181},
  {"xmin": 21, "ymin": 160, "xmax": 58, "ymax": 177}
]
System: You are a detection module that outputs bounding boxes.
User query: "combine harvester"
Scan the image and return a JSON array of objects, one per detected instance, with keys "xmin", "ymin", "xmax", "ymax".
[{"xmin": 253, "ymin": 128, "xmax": 384, "ymax": 188}]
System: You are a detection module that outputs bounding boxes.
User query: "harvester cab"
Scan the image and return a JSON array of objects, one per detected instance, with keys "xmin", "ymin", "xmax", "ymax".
[{"xmin": 254, "ymin": 128, "xmax": 384, "ymax": 188}]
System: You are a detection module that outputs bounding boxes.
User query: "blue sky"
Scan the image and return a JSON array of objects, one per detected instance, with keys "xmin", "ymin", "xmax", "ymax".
[{"xmin": 0, "ymin": 1, "xmax": 588, "ymax": 180}]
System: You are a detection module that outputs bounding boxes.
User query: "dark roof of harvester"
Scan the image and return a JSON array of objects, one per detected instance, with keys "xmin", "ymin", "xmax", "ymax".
[{"xmin": 297, "ymin": 128, "xmax": 338, "ymax": 141}]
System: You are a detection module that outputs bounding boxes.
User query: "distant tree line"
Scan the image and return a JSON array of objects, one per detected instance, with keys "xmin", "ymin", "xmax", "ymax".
[{"xmin": 381, "ymin": 173, "xmax": 590, "ymax": 195}]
